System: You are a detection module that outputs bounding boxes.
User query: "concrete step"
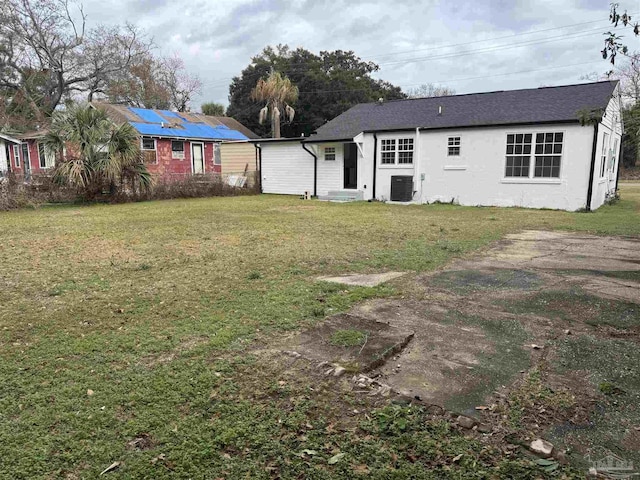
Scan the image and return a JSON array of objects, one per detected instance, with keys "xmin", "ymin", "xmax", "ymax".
[{"xmin": 320, "ymin": 190, "xmax": 364, "ymax": 202}]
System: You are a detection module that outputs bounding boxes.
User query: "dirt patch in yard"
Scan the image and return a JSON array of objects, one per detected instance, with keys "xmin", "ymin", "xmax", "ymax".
[
  {"xmin": 280, "ymin": 313, "xmax": 414, "ymax": 372},
  {"xmin": 283, "ymin": 230, "xmax": 640, "ymax": 470}
]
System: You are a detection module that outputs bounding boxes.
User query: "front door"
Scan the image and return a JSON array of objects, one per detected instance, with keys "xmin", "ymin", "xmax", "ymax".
[
  {"xmin": 192, "ymin": 143, "xmax": 204, "ymax": 174},
  {"xmin": 343, "ymin": 143, "xmax": 357, "ymax": 189}
]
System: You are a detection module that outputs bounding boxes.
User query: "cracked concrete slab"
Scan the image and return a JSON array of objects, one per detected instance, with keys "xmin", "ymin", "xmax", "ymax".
[{"xmin": 317, "ymin": 271, "xmax": 406, "ymax": 287}]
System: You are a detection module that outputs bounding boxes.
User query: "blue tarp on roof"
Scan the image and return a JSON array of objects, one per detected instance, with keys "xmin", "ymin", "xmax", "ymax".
[
  {"xmin": 129, "ymin": 107, "xmax": 167, "ymax": 124},
  {"xmin": 129, "ymin": 122, "xmax": 249, "ymax": 141},
  {"xmin": 158, "ymin": 110, "xmax": 180, "ymax": 119}
]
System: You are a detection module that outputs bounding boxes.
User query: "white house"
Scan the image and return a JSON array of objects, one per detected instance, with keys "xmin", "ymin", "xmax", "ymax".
[
  {"xmin": 253, "ymin": 80, "xmax": 623, "ymax": 211},
  {"xmin": 0, "ymin": 133, "xmax": 21, "ymax": 179}
]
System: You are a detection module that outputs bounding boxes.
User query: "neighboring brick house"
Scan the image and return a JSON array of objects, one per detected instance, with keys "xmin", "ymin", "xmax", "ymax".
[{"xmin": 93, "ymin": 103, "xmax": 259, "ymax": 179}]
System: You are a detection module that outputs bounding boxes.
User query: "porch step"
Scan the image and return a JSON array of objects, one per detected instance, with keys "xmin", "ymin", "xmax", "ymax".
[{"xmin": 318, "ymin": 190, "xmax": 364, "ymax": 202}]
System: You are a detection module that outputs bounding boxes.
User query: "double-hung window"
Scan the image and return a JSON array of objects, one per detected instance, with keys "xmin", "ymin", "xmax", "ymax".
[
  {"xmin": 398, "ymin": 139, "xmax": 414, "ymax": 164},
  {"xmin": 380, "ymin": 138, "xmax": 414, "ymax": 165},
  {"xmin": 172, "ymin": 140, "xmax": 185, "ymax": 159},
  {"xmin": 141, "ymin": 137, "xmax": 157, "ymax": 164},
  {"xmin": 381, "ymin": 139, "xmax": 396, "ymax": 164},
  {"xmin": 38, "ymin": 143, "xmax": 55, "ymax": 169},
  {"xmin": 534, "ymin": 133, "xmax": 563, "ymax": 178},
  {"xmin": 448, "ymin": 137, "xmax": 461, "ymax": 156},
  {"xmin": 324, "ymin": 146, "xmax": 336, "ymax": 161},
  {"xmin": 610, "ymin": 138, "xmax": 618, "ymax": 173},
  {"xmin": 600, "ymin": 132, "xmax": 609, "ymax": 178},
  {"xmin": 505, "ymin": 132, "xmax": 563, "ymax": 179},
  {"xmin": 505, "ymin": 134, "xmax": 532, "ymax": 177},
  {"xmin": 13, "ymin": 145, "xmax": 20, "ymax": 168}
]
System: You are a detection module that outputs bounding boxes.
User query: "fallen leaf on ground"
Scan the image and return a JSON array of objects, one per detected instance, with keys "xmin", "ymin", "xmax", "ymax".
[
  {"xmin": 100, "ymin": 461, "xmax": 121, "ymax": 475},
  {"xmin": 328, "ymin": 453, "xmax": 346, "ymax": 464}
]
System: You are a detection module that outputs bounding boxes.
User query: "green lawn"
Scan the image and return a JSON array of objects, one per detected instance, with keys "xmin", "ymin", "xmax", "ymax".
[{"xmin": 1, "ymin": 186, "xmax": 639, "ymax": 479}]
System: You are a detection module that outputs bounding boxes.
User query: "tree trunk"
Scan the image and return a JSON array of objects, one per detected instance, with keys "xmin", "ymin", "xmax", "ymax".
[{"xmin": 272, "ymin": 101, "xmax": 281, "ymax": 139}]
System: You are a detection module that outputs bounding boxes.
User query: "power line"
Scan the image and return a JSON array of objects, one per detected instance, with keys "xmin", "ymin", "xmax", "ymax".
[
  {"xmin": 201, "ymin": 17, "xmax": 632, "ymax": 89},
  {"xmin": 293, "ymin": 60, "xmax": 606, "ymax": 95}
]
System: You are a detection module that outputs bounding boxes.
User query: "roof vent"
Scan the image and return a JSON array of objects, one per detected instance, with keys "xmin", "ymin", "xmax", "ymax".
[
  {"xmin": 378, "ymin": 97, "xmax": 384, "ymax": 105},
  {"xmin": 438, "ymin": 106, "xmax": 443, "ymax": 116}
]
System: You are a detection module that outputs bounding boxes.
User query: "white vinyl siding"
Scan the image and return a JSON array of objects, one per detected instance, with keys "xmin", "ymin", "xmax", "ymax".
[{"xmin": 261, "ymin": 142, "xmax": 314, "ymax": 195}]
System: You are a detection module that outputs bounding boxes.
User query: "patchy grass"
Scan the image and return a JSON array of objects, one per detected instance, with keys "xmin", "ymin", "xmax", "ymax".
[
  {"xmin": 329, "ymin": 329, "xmax": 367, "ymax": 347},
  {"xmin": 502, "ymin": 289, "xmax": 640, "ymax": 330},
  {"xmin": 551, "ymin": 335, "xmax": 640, "ymax": 468},
  {"xmin": 0, "ymin": 185, "xmax": 639, "ymax": 478}
]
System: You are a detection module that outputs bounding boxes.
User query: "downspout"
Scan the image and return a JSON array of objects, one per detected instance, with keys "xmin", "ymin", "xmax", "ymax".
[
  {"xmin": 255, "ymin": 144, "xmax": 263, "ymax": 193},
  {"xmin": 302, "ymin": 142, "xmax": 317, "ymax": 197},
  {"xmin": 586, "ymin": 123, "xmax": 599, "ymax": 212},
  {"xmin": 413, "ymin": 127, "xmax": 420, "ymax": 202},
  {"xmin": 372, "ymin": 133, "xmax": 378, "ymax": 200},
  {"xmin": 615, "ymin": 142, "xmax": 622, "ymax": 192}
]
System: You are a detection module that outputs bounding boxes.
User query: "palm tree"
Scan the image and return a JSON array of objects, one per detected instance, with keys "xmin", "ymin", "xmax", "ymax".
[
  {"xmin": 43, "ymin": 104, "xmax": 152, "ymax": 200},
  {"xmin": 251, "ymin": 71, "xmax": 298, "ymax": 138}
]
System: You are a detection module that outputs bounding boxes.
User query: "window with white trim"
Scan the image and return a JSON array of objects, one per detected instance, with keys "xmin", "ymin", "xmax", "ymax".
[
  {"xmin": 141, "ymin": 137, "xmax": 157, "ymax": 164},
  {"xmin": 380, "ymin": 138, "xmax": 413, "ymax": 165},
  {"xmin": 38, "ymin": 143, "xmax": 55, "ymax": 169},
  {"xmin": 381, "ymin": 139, "xmax": 395, "ymax": 164},
  {"xmin": 13, "ymin": 144, "xmax": 20, "ymax": 168},
  {"xmin": 448, "ymin": 137, "xmax": 461, "ymax": 156},
  {"xmin": 610, "ymin": 138, "xmax": 618, "ymax": 173},
  {"xmin": 600, "ymin": 132, "xmax": 609, "ymax": 178},
  {"xmin": 534, "ymin": 132, "xmax": 563, "ymax": 178},
  {"xmin": 141, "ymin": 137, "xmax": 156, "ymax": 151},
  {"xmin": 398, "ymin": 138, "xmax": 414, "ymax": 164},
  {"xmin": 504, "ymin": 132, "xmax": 563, "ymax": 179},
  {"xmin": 324, "ymin": 146, "xmax": 336, "ymax": 161},
  {"xmin": 171, "ymin": 140, "xmax": 185, "ymax": 159},
  {"xmin": 505, "ymin": 134, "xmax": 532, "ymax": 177}
]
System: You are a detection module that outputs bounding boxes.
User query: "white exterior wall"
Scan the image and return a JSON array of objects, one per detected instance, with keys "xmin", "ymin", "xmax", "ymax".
[
  {"xmin": 419, "ymin": 124, "xmax": 594, "ymax": 210},
  {"xmin": 260, "ymin": 142, "xmax": 314, "ymax": 195},
  {"xmin": 0, "ymin": 141, "xmax": 8, "ymax": 174},
  {"xmin": 590, "ymin": 92, "xmax": 623, "ymax": 210}
]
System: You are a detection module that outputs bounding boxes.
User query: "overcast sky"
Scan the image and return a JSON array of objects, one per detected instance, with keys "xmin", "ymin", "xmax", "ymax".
[{"xmin": 81, "ymin": 0, "xmax": 638, "ymax": 110}]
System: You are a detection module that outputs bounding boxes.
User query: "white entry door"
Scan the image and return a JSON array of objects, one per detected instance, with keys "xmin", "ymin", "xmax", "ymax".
[{"xmin": 192, "ymin": 143, "xmax": 204, "ymax": 174}]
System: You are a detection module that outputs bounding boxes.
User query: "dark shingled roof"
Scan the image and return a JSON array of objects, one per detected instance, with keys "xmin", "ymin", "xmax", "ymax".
[{"xmin": 307, "ymin": 80, "xmax": 618, "ymax": 142}]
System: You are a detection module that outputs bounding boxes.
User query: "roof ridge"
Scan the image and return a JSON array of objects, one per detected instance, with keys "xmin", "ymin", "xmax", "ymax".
[{"xmin": 363, "ymin": 80, "xmax": 618, "ymax": 106}]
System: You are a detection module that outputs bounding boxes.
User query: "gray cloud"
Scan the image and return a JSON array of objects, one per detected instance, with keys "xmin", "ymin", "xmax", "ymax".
[{"xmin": 79, "ymin": 0, "xmax": 633, "ymax": 109}]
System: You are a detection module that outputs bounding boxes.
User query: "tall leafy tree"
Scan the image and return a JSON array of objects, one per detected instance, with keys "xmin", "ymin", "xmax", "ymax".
[
  {"xmin": 227, "ymin": 45, "xmax": 405, "ymax": 138},
  {"xmin": 0, "ymin": 0, "xmax": 152, "ymax": 128},
  {"xmin": 201, "ymin": 102, "xmax": 226, "ymax": 116},
  {"xmin": 43, "ymin": 104, "xmax": 151, "ymax": 199}
]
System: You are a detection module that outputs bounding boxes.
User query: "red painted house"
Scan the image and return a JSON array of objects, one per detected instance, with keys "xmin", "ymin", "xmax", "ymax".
[
  {"xmin": 93, "ymin": 103, "xmax": 258, "ymax": 179},
  {"xmin": 3, "ymin": 130, "xmax": 56, "ymax": 179},
  {"xmin": 2, "ymin": 105, "xmax": 257, "ymax": 181}
]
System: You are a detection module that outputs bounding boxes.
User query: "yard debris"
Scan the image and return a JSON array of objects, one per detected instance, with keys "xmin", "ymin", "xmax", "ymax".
[
  {"xmin": 328, "ymin": 452, "xmax": 346, "ymax": 464},
  {"xmin": 530, "ymin": 344, "xmax": 543, "ymax": 350},
  {"xmin": 456, "ymin": 415, "xmax": 477, "ymax": 429},
  {"xmin": 529, "ymin": 439, "xmax": 554, "ymax": 458},
  {"xmin": 283, "ymin": 350, "xmax": 301, "ymax": 358},
  {"xmin": 87, "ymin": 389, "xmax": 94, "ymax": 396},
  {"xmin": 333, "ymin": 366, "xmax": 346, "ymax": 377},
  {"xmin": 100, "ymin": 461, "xmax": 121, "ymax": 475},
  {"xmin": 476, "ymin": 423, "xmax": 492, "ymax": 433},
  {"xmin": 452, "ymin": 453, "xmax": 463, "ymax": 463}
]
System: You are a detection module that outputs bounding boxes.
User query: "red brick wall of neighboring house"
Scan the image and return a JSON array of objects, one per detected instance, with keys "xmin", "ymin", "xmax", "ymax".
[{"xmin": 144, "ymin": 138, "xmax": 221, "ymax": 178}]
